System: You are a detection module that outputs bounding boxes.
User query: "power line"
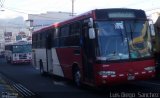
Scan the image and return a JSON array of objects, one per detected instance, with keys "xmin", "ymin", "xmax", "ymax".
[
  {"xmin": 121, "ymin": 0, "xmax": 160, "ymax": 16},
  {"xmin": 121, "ymin": 0, "xmax": 148, "ymax": 8},
  {"xmin": 3, "ymin": 1, "xmax": 160, "ymax": 20},
  {"xmin": 4, "ymin": 6, "xmax": 40, "ymax": 14},
  {"xmin": 121, "ymin": 0, "xmax": 160, "ymax": 12},
  {"xmin": 0, "ymin": 0, "xmax": 5, "ymax": 7},
  {"xmin": 145, "ymin": 7, "xmax": 160, "ymax": 12},
  {"xmin": 3, "ymin": 6, "xmax": 68, "ymax": 21}
]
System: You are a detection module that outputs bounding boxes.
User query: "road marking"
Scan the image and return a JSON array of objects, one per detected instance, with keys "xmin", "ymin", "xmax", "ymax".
[
  {"xmin": 53, "ymin": 81, "xmax": 66, "ymax": 86},
  {"xmin": 13, "ymin": 83, "xmax": 35, "ymax": 97}
]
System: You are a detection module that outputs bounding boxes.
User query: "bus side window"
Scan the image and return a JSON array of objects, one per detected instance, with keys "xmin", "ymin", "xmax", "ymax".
[
  {"xmin": 32, "ymin": 34, "xmax": 35, "ymax": 48},
  {"xmin": 39, "ymin": 33, "xmax": 43, "ymax": 48},
  {"xmin": 41, "ymin": 32, "xmax": 46, "ymax": 48},
  {"xmin": 69, "ymin": 22, "xmax": 81, "ymax": 46},
  {"xmin": 37, "ymin": 33, "xmax": 40, "ymax": 48},
  {"xmin": 59, "ymin": 25, "xmax": 70, "ymax": 47},
  {"xmin": 46, "ymin": 29, "xmax": 53, "ymax": 49},
  {"xmin": 34, "ymin": 34, "xmax": 38, "ymax": 49},
  {"xmin": 51, "ymin": 28, "xmax": 55, "ymax": 47},
  {"xmin": 53, "ymin": 28, "xmax": 59, "ymax": 47}
]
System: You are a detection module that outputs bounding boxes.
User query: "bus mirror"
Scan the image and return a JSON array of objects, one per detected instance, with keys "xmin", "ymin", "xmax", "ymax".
[
  {"xmin": 150, "ymin": 24, "xmax": 155, "ymax": 36},
  {"xmin": 89, "ymin": 28, "xmax": 95, "ymax": 39},
  {"xmin": 149, "ymin": 19, "xmax": 155, "ymax": 36},
  {"xmin": 88, "ymin": 18, "xmax": 94, "ymax": 27}
]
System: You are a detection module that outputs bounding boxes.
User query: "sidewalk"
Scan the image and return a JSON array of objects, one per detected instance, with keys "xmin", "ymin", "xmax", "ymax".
[{"xmin": 0, "ymin": 73, "xmax": 22, "ymax": 98}]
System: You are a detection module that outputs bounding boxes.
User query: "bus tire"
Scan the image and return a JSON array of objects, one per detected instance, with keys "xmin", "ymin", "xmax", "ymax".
[{"xmin": 73, "ymin": 67, "xmax": 81, "ymax": 87}]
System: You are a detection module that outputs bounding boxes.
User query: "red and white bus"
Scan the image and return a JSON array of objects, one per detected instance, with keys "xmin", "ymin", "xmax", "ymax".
[
  {"xmin": 32, "ymin": 8, "xmax": 155, "ymax": 87},
  {"xmin": 5, "ymin": 40, "xmax": 32, "ymax": 64}
]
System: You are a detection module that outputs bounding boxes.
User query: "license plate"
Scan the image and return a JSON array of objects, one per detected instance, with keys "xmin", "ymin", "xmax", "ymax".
[{"xmin": 128, "ymin": 75, "xmax": 135, "ymax": 80}]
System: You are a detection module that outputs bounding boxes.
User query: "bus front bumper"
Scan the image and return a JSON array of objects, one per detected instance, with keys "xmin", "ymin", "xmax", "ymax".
[
  {"xmin": 95, "ymin": 71, "xmax": 155, "ymax": 86},
  {"xmin": 12, "ymin": 60, "xmax": 31, "ymax": 64}
]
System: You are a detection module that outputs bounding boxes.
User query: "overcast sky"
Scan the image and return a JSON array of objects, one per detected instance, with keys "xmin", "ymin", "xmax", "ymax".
[{"xmin": 0, "ymin": 0, "xmax": 160, "ymax": 19}]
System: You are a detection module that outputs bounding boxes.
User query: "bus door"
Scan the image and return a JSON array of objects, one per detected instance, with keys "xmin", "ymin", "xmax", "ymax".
[
  {"xmin": 82, "ymin": 19, "xmax": 95, "ymax": 82},
  {"xmin": 46, "ymin": 32, "xmax": 53, "ymax": 73}
]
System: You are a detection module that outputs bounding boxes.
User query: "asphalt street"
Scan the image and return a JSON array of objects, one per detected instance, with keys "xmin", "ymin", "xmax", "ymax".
[{"xmin": 1, "ymin": 58, "xmax": 160, "ymax": 98}]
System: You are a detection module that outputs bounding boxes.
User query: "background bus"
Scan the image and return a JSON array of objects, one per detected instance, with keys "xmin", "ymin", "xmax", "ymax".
[
  {"xmin": 5, "ymin": 40, "xmax": 32, "ymax": 64},
  {"xmin": 32, "ymin": 8, "xmax": 155, "ymax": 87}
]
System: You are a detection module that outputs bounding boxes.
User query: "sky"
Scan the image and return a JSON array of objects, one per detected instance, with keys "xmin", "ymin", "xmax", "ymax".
[{"xmin": 0, "ymin": 0, "xmax": 160, "ymax": 20}]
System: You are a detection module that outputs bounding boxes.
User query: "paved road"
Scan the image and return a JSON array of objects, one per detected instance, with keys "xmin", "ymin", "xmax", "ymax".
[
  {"xmin": 0, "ymin": 58, "xmax": 107, "ymax": 98},
  {"xmin": 1, "ymin": 58, "xmax": 160, "ymax": 98}
]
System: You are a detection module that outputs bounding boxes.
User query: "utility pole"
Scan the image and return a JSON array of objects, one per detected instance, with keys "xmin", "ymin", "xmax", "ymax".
[
  {"xmin": 0, "ymin": 0, "xmax": 5, "ymax": 11},
  {"xmin": 71, "ymin": 0, "xmax": 74, "ymax": 16}
]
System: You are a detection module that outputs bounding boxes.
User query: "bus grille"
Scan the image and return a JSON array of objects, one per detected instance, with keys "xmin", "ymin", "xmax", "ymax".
[{"xmin": 19, "ymin": 54, "xmax": 27, "ymax": 59}]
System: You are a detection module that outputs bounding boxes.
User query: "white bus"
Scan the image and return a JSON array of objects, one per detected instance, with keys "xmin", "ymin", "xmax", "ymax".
[{"xmin": 5, "ymin": 40, "xmax": 32, "ymax": 64}]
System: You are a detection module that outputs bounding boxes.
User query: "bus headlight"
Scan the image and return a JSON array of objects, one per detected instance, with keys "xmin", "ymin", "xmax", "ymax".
[
  {"xmin": 144, "ymin": 66, "xmax": 155, "ymax": 71},
  {"xmin": 98, "ymin": 71, "xmax": 116, "ymax": 76}
]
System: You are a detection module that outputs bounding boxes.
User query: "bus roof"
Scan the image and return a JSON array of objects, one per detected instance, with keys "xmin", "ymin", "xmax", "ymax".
[{"xmin": 32, "ymin": 24, "xmax": 54, "ymax": 35}]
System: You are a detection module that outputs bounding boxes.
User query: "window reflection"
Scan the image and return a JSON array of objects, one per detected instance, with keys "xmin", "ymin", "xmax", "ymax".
[
  {"xmin": 13, "ymin": 45, "xmax": 32, "ymax": 53},
  {"xmin": 96, "ymin": 20, "xmax": 152, "ymax": 60}
]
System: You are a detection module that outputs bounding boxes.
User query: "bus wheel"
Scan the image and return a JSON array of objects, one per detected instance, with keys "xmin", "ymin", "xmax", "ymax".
[{"xmin": 73, "ymin": 67, "xmax": 81, "ymax": 87}]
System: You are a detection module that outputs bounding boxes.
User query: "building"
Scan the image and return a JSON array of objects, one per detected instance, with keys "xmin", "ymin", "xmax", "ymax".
[
  {"xmin": 0, "ymin": 17, "xmax": 28, "ymax": 51},
  {"xmin": 0, "ymin": 11, "xmax": 73, "ymax": 51},
  {"xmin": 27, "ymin": 11, "xmax": 73, "ymax": 31}
]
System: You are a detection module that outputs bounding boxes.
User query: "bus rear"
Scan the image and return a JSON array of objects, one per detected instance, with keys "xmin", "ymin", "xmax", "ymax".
[{"xmin": 89, "ymin": 9, "xmax": 155, "ymax": 86}]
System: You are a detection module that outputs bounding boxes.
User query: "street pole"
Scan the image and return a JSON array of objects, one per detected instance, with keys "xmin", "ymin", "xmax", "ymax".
[
  {"xmin": 72, "ymin": 0, "xmax": 74, "ymax": 16},
  {"xmin": 0, "ymin": 0, "xmax": 5, "ymax": 11}
]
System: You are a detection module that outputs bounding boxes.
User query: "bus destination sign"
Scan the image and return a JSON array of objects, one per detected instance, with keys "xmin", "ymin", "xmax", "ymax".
[{"xmin": 108, "ymin": 12, "xmax": 135, "ymax": 18}]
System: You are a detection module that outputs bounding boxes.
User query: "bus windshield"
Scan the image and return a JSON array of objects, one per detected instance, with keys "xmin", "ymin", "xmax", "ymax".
[
  {"xmin": 96, "ymin": 20, "xmax": 152, "ymax": 60},
  {"xmin": 13, "ymin": 44, "xmax": 32, "ymax": 53}
]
